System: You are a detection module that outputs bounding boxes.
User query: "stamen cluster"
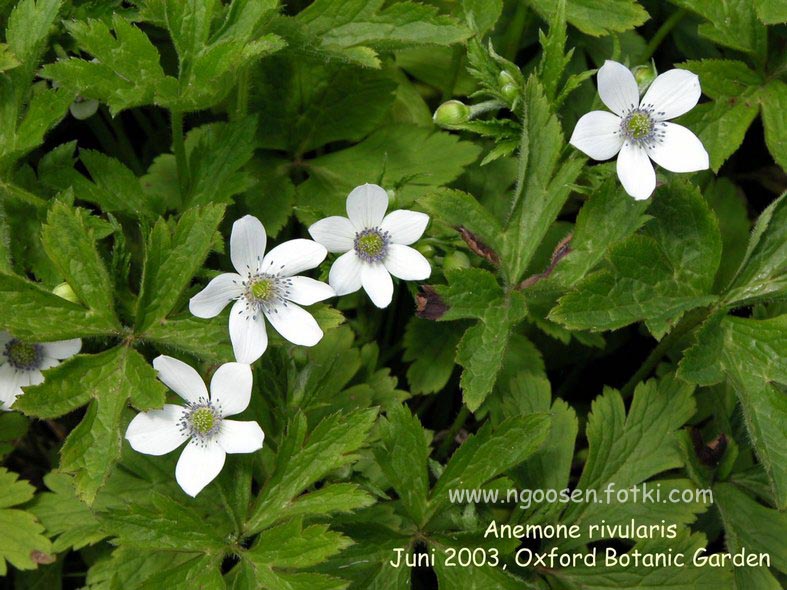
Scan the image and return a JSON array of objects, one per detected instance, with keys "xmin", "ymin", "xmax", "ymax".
[
  {"xmin": 4, "ymin": 339, "xmax": 43, "ymax": 371},
  {"xmin": 354, "ymin": 227, "xmax": 390, "ymax": 263},
  {"xmin": 179, "ymin": 398, "xmax": 222, "ymax": 445},
  {"xmin": 619, "ymin": 105, "xmax": 666, "ymax": 149}
]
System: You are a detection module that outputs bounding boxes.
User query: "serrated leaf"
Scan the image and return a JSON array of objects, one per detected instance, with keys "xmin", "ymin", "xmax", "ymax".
[
  {"xmin": 41, "ymin": 201, "xmax": 118, "ymax": 328},
  {"xmin": 760, "ymin": 81, "xmax": 787, "ymax": 173},
  {"xmin": 403, "ymin": 318, "xmax": 462, "ymax": 395},
  {"xmin": 0, "ymin": 273, "xmax": 119, "ymax": 340},
  {"xmin": 135, "ymin": 204, "xmax": 225, "ymax": 331},
  {"xmin": 429, "ymin": 413, "xmax": 551, "ymax": 515},
  {"xmin": 526, "ymin": 0, "xmax": 648, "ymax": 36},
  {"xmin": 670, "ymin": 0, "xmax": 766, "ymax": 59},
  {"xmin": 247, "ymin": 517, "xmax": 352, "ymax": 569},
  {"xmin": 19, "ymin": 346, "xmax": 166, "ymax": 503},
  {"xmin": 551, "ymin": 180, "xmax": 721, "ymax": 335},
  {"xmin": 142, "ymin": 315, "xmax": 234, "ymax": 363},
  {"xmin": 246, "ymin": 409, "xmax": 377, "ymax": 533},
  {"xmin": 375, "ymin": 404, "xmax": 430, "ymax": 524},
  {"xmin": 0, "ymin": 468, "xmax": 53, "ymax": 576}
]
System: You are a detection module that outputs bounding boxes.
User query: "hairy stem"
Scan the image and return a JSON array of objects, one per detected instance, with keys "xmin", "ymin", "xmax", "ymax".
[
  {"xmin": 642, "ymin": 8, "xmax": 686, "ymax": 61},
  {"xmin": 171, "ymin": 110, "xmax": 189, "ymax": 200},
  {"xmin": 437, "ymin": 405, "xmax": 470, "ymax": 458}
]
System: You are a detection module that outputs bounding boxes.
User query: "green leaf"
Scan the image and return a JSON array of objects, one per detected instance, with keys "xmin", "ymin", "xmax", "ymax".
[
  {"xmin": 18, "ymin": 346, "xmax": 166, "ymax": 503},
  {"xmin": 6, "ymin": 0, "xmax": 61, "ymax": 87},
  {"xmin": 670, "ymin": 0, "xmax": 767, "ymax": 59},
  {"xmin": 561, "ymin": 376, "xmax": 696, "ymax": 525},
  {"xmin": 552, "ymin": 531, "xmax": 732, "ymax": 589},
  {"xmin": 41, "ymin": 201, "xmax": 118, "ymax": 328},
  {"xmin": 429, "ymin": 413, "xmax": 551, "ymax": 515},
  {"xmin": 706, "ymin": 178, "xmax": 750, "ymax": 292},
  {"xmin": 538, "ymin": 0, "xmax": 570, "ymax": 101},
  {"xmin": 403, "ymin": 318, "xmax": 462, "ymax": 395},
  {"xmin": 246, "ymin": 517, "xmax": 352, "ymax": 573},
  {"xmin": 0, "ymin": 272, "xmax": 119, "ymax": 340},
  {"xmin": 460, "ymin": 0, "xmax": 503, "ymax": 34},
  {"xmin": 296, "ymin": 125, "xmax": 480, "ymax": 223},
  {"xmin": 525, "ymin": 0, "xmax": 649, "ymax": 36},
  {"xmin": 419, "ymin": 188, "xmax": 505, "ymax": 260},
  {"xmin": 41, "ymin": 15, "xmax": 178, "ymax": 114},
  {"xmin": 0, "ymin": 468, "xmax": 53, "ymax": 576},
  {"xmin": 135, "ymin": 204, "xmax": 225, "ymax": 331},
  {"xmin": 724, "ymin": 193, "xmax": 786, "ymax": 306},
  {"xmin": 436, "ymin": 268, "xmax": 504, "ymax": 321},
  {"xmin": 142, "ymin": 315, "xmax": 234, "ymax": 363},
  {"xmin": 375, "ymin": 404, "xmax": 430, "ymax": 524},
  {"xmin": 456, "ymin": 295, "xmax": 528, "ymax": 411},
  {"xmin": 715, "ymin": 482, "xmax": 787, "ymax": 574},
  {"xmin": 503, "ymin": 76, "xmax": 583, "ymax": 283},
  {"xmin": 183, "ymin": 119, "xmax": 258, "ymax": 207},
  {"xmin": 760, "ymin": 81, "xmax": 787, "ymax": 174},
  {"xmin": 246, "ymin": 409, "xmax": 377, "ymax": 533},
  {"xmin": 294, "ymin": 0, "xmax": 469, "ymax": 67},
  {"xmin": 679, "ymin": 59, "xmax": 762, "ymax": 101},
  {"xmin": 253, "ymin": 57, "xmax": 397, "ymax": 154},
  {"xmin": 550, "ymin": 180, "xmax": 721, "ymax": 335},
  {"xmin": 698, "ymin": 316, "xmax": 787, "ymax": 508},
  {"xmin": 753, "ymin": 0, "xmax": 787, "ymax": 23}
]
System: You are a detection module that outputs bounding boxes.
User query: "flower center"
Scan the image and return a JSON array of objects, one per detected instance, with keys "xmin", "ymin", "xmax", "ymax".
[
  {"xmin": 180, "ymin": 400, "xmax": 222, "ymax": 443},
  {"xmin": 354, "ymin": 228, "xmax": 390, "ymax": 263},
  {"xmin": 241, "ymin": 272, "xmax": 293, "ymax": 318},
  {"xmin": 619, "ymin": 107, "xmax": 666, "ymax": 149},
  {"xmin": 4, "ymin": 339, "xmax": 43, "ymax": 371},
  {"xmin": 250, "ymin": 278, "xmax": 274, "ymax": 301},
  {"xmin": 626, "ymin": 112, "xmax": 652, "ymax": 139}
]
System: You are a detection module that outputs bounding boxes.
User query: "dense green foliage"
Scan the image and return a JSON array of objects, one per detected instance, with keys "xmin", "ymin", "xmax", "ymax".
[{"xmin": 0, "ymin": 0, "xmax": 785, "ymax": 588}]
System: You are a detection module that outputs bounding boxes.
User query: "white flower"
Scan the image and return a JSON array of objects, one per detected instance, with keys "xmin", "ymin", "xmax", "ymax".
[
  {"xmin": 125, "ymin": 356, "xmax": 264, "ymax": 497},
  {"xmin": 308, "ymin": 184, "xmax": 431, "ymax": 308},
  {"xmin": 189, "ymin": 216, "xmax": 334, "ymax": 364},
  {"xmin": 569, "ymin": 60, "xmax": 709, "ymax": 200},
  {"xmin": 0, "ymin": 332, "xmax": 81, "ymax": 411}
]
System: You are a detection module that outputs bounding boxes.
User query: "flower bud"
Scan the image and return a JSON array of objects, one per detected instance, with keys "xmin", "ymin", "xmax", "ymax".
[
  {"xmin": 498, "ymin": 70, "xmax": 516, "ymax": 87},
  {"xmin": 443, "ymin": 250, "xmax": 471, "ymax": 271},
  {"xmin": 69, "ymin": 98, "xmax": 99, "ymax": 120},
  {"xmin": 632, "ymin": 62, "xmax": 658, "ymax": 93},
  {"xmin": 415, "ymin": 243, "xmax": 435, "ymax": 257},
  {"xmin": 433, "ymin": 100, "xmax": 470, "ymax": 128},
  {"xmin": 53, "ymin": 282, "xmax": 79, "ymax": 303}
]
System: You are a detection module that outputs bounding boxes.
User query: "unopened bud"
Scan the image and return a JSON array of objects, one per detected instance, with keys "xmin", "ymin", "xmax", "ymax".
[
  {"xmin": 433, "ymin": 100, "xmax": 470, "ymax": 128},
  {"xmin": 69, "ymin": 97, "xmax": 99, "ymax": 120},
  {"xmin": 415, "ymin": 243, "xmax": 435, "ymax": 257},
  {"xmin": 632, "ymin": 62, "xmax": 658, "ymax": 93},
  {"xmin": 53, "ymin": 282, "xmax": 79, "ymax": 303}
]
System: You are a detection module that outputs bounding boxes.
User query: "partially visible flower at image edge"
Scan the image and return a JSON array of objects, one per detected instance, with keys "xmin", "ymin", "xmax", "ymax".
[
  {"xmin": 125, "ymin": 356, "xmax": 264, "ymax": 497},
  {"xmin": 569, "ymin": 60, "xmax": 709, "ymax": 200},
  {"xmin": 0, "ymin": 332, "xmax": 81, "ymax": 411},
  {"xmin": 308, "ymin": 183, "xmax": 431, "ymax": 308},
  {"xmin": 189, "ymin": 215, "xmax": 335, "ymax": 364}
]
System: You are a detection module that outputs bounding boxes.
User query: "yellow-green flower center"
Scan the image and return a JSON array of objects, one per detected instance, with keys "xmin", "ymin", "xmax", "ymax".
[
  {"xmin": 251, "ymin": 278, "xmax": 274, "ymax": 301},
  {"xmin": 190, "ymin": 407, "xmax": 216, "ymax": 434},
  {"xmin": 5, "ymin": 340, "xmax": 42, "ymax": 370},
  {"xmin": 353, "ymin": 228, "xmax": 390, "ymax": 263},
  {"xmin": 358, "ymin": 233, "xmax": 384, "ymax": 256},
  {"xmin": 626, "ymin": 112, "xmax": 652, "ymax": 139}
]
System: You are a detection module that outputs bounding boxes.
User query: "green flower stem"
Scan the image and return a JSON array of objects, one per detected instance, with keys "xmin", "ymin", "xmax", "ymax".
[
  {"xmin": 105, "ymin": 111, "xmax": 144, "ymax": 175},
  {"xmin": 234, "ymin": 66, "xmax": 250, "ymax": 120},
  {"xmin": 442, "ymin": 45, "xmax": 464, "ymax": 101},
  {"xmin": 171, "ymin": 110, "xmax": 189, "ymax": 199},
  {"xmin": 0, "ymin": 179, "xmax": 46, "ymax": 209},
  {"xmin": 642, "ymin": 8, "xmax": 687, "ymax": 61}
]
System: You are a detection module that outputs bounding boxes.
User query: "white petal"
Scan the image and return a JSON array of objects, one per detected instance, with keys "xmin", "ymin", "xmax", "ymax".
[
  {"xmin": 346, "ymin": 183, "xmax": 389, "ymax": 229},
  {"xmin": 265, "ymin": 302, "xmax": 323, "ymax": 347},
  {"xmin": 229, "ymin": 299, "xmax": 268, "ymax": 364},
  {"xmin": 597, "ymin": 60, "xmax": 640, "ymax": 117},
  {"xmin": 216, "ymin": 420, "xmax": 264, "ymax": 454},
  {"xmin": 286, "ymin": 277, "xmax": 335, "ymax": 306},
  {"xmin": 384, "ymin": 244, "xmax": 431, "ymax": 281},
  {"xmin": 617, "ymin": 143, "xmax": 656, "ymax": 201},
  {"xmin": 0, "ymin": 332, "xmax": 11, "ymax": 350},
  {"xmin": 125, "ymin": 404, "xmax": 188, "ymax": 456},
  {"xmin": 0, "ymin": 364, "xmax": 24, "ymax": 410},
  {"xmin": 230, "ymin": 215, "xmax": 267, "ymax": 275},
  {"xmin": 380, "ymin": 210, "xmax": 429, "ymax": 245},
  {"xmin": 189, "ymin": 273, "xmax": 243, "ymax": 319},
  {"xmin": 361, "ymin": 263, "xmax": 394, "ymax": 308},
  {"xmin": 329, "ymin": 251, "xmax": 363, "ymax": 296},
  {"xmin": 153, "ymin": 356, "xmax": 207, "ymax": 404},
  {"xmin": 646, "ymin": 122, "xmax": 709, "ymax": 173},
  {"xmin": 260, "ymin": 239, "xmax": 327, "ymax": 278},
  {"xmin": 41, "ymin": 338, "xmax": 81, "ymax": 360},
  {"xmin": 37, "ymin": 358, "xmax": 58, "ymax": 372},
  {"xmin": 308, "ymin": 216, "xmax": 355, "ymax": 253},
  {"xmin": 640, "ymin": 69, "xmax": 701, "ymax": 120},
  {"xmin": 569, "ymin": 111, "xmax": 624, "ymax": 161},
  {"xmin": 175, "ymin": 439, "xmax": 226, "ymax": 497},
  {"xmin": 209, "ymin": 363, "xmax": 252, "ymax": 417}
]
